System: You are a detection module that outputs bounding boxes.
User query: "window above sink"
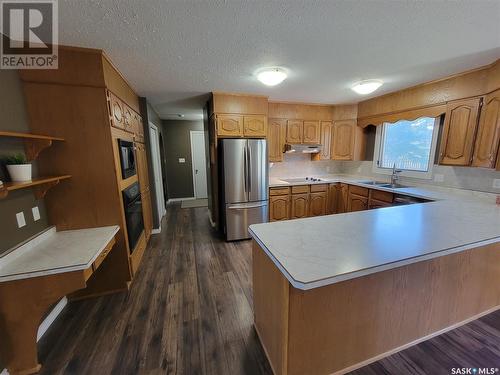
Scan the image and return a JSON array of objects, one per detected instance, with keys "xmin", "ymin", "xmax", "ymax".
[{"xmin": 372, "ymin": 117, "xmax": 440, "ymax": 179}]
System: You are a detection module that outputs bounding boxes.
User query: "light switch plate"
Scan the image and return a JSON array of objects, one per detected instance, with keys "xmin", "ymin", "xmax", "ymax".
[
  {"xmin": 493, "ymin": 179, "xmax": 500, "ymax": 189},
  {"xmin": 16, "ymin": 212, "xmax": 26, "ymax": 228},
  {"xmin": 32, "ymin": 206, "xmax": 41, "ymax": 221},
  {"xmin": 433, "ymin": 174, "xmax": 444, "ymax": 182},
  {"xmin": 178, "ymin": 158, "xmax": 185, "ymax": 163}
]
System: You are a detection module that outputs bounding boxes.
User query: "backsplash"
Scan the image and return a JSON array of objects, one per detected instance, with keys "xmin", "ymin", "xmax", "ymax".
[
  {"xmin": 269, "ymin": 154, "xmax": 343, "ymax": 177},
  {"xmin": 342, "ymin": 161, "xmax": 500, "ymax": 194},
  {"xmin": 269, "ymin": 156, "xmax": 500, "ymax": 194}
]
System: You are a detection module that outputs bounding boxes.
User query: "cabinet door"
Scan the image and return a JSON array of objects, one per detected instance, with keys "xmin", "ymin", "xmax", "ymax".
[
  {"xmin": 368, "ymin": 198, "xmax": 392, "ymax": 209},
  {"xmin": 472, "ymin": 91, "xmax": 500, "ymax": 168},
  {"xmin": 439, "ymin": 98, "xmax": 481, "ymax": 166},
  {"xmin": 287, "ymin": 120, "xmax": 303, "ymax": 143},
  {"xmin": 327, "ymin": 183, "xmax": 338, "ymax": 214},
  {"xmin": 243, "ymin": 115, "xmax": 267, "ymax": 137},
  {"xmin": 303, "ymin": 121, "xmax": 321, "ymax": 144},
  {"xmin": 269, "ymin": 195, "xmax": 290, "ymax": 221},
  {"xmin": 309, "ymin": 192, "xmax": 326, "ymax": 217},
  {"xmin": 136, "ymin": 143, "xmax": 150, "ymax": 192},
  {"xmin": 348, "ymin": 192, "xmax": 368, "ymax": 212},
  {"xmin": 337, "ymin": 183, "xmax": 349, "ymax": 213},
  {"xmin": 108, "ymin": 92, "xmax": 126, "ymax": 130},
  {"xmin": 331, "ymin": 120, "xmax": 356, "ymax": 160},
  {"xmin": 319, "ymin": 121, "xmax": 333, "ymax": 160},
  {"xmin": 268, "ymin": 119, "xmax": 286, "ymax": 162},
  {"xmin": 290, "ymin": 193, "xmax": 309, "ymax": 219},
  {"xmin": 217, "ymin": 114, "xmax": 243, "ymax": 137}
]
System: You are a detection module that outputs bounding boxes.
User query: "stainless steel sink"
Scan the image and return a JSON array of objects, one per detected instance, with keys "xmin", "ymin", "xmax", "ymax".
[{"xmin": 374, "ymin": 183, "xmax": 408, "ymax": 189}]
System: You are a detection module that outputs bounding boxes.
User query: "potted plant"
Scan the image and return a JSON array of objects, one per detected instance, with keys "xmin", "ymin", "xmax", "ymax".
[{"xmin": 3, "ymin": 153, "xmax": 32, "ymax": 182}]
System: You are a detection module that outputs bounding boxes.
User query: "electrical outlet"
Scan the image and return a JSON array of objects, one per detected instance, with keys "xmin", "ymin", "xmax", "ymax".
[
  {"xmin": 178, "ymin": 158, "xmax": 185, "ymax": 163},
  {"xmin": 434, "ymin": 174, "xmax": 444, "ymax": 182},
  {"xmin": 493, "ymin": 179, "xmax": 500, "ymax": 189},
  {"xmin": 16, "ymin": 212, "xmax": 26, "ymax": 228},
  {"xmin": 32, "ymin": 206, "xmax": 41, "ymax": 221}
]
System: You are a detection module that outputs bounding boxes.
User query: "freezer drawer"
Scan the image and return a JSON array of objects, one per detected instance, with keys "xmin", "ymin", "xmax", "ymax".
[{"xmin": 225, "ymin": 201, "xmax": 268, "ymax": 241}]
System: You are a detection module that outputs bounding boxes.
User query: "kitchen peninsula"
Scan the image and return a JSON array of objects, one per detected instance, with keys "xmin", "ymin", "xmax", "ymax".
[{"xmin": 250, "ymin": 181, "xmax": 500, "ymax": 375}]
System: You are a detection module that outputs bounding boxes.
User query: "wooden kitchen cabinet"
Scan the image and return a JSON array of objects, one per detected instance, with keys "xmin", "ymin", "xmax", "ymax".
[
  {"xmin": 348, "ymin": 193, "xmax": 368, "ymax": 212},
  {"xmin": 309, "ymin": 192, "xmax": 327, "ymax": 216},
  {"xmin": 290, "ymin": 193, "xmax": 309, "ymax": 219},
  {"xmin": 268, "ymin": 118, "xmax": 287, "ymax": 162},
  {"xmin": 472, "ymin": 90, "xmax": 500, "ymax": 168},
  {"xmin": 368, "ymin": 198, "xmax": 392, "ymax": 209},
  {"xmin": 135, "ymin": 143, "xmax": 150, "ymax": 192},
  {"xmin": 269, "ymin": 195, "xmax": 290, "ymax": 221},
  {"xmin": 439, "ymin": 98, "xmax": 481, "ymax": 166},
  {"xmin": 331, "ymin": 120, "xmax": 356, "ymax": 160},
  {"xmin": 243, "ymin": 115, "xmax": 267, "ymax": 137},
  {"xmin": 303, "ymin": 121, "xmax": 321, "ymax": 144},
  {"xmin": 327, "ymin": 183, "xmax": 339, "ymax": 214},
  {"xmin": 216, "ymin": 114, "xmax": 243, "ymax": 137},
  {"xmin": 108, "ymin": 92, "xmax": 126, "ymax": 131},
  {"xmin": 337, "ymin": 183, "xmax": 349, "ymax": 213},
  {"xmin": 319, "ymin": 121, "xmax": 333, "ymax": 160},
  {"xmin": 287, "ymin": 120, "xmax": 303, "ymax": 143}
]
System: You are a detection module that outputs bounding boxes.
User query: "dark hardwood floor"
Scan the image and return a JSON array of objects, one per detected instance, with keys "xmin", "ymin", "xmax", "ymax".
[{"xmin": 38, "ymin": 203, "xmax": 500, "ymax": 374}]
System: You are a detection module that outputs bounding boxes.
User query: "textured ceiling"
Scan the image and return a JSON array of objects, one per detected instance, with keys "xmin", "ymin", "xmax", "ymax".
[{"xmin": 58, "ymin": 0, "xmax": 500, "ymax": 120}]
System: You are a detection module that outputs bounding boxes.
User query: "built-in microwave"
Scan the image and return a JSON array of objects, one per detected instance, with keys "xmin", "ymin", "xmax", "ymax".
[{"xmin": 118, "ymin": 139, "xmax": 136, "ymax": 179}]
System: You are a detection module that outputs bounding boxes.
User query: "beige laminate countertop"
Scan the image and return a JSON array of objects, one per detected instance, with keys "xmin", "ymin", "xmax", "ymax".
[
  {"xmin": 250, "ymin": 175, "xmax": 500, "ymax": 290},
  {"xmin": 0, "ymin": 225, "xmax": 120, "ymax": 282}
]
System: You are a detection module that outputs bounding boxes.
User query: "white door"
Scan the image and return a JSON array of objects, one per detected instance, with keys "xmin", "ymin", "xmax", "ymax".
[
  {"xmin": 190, "ymin": 131, "xmax": 208, "ymax": 199},
  {"xmin": 149, "ymin": 123, "xmax": 166, "ymax": 220}
]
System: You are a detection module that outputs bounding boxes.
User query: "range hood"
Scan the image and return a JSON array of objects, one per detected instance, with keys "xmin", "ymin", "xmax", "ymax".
[{"xmin": 284, "ymin": 143, "xmax": 322, "ymax": 154}]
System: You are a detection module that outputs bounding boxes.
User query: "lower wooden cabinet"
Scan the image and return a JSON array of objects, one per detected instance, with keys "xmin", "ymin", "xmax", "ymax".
[
  {"xmin": 347, "ymin": 192, "xmax": 368, "ymax": 212},
  {"xmin": 368, "ymin": 198, "xmax": 392, "ymax": 209},
  {"xmin": 269, "ymin": 195, "xmax": 290, "ymax": 221},
  {"xmin": 309, "ymin": 192, "xmax": 326, "ymax": 216},
  {"xmin": 291, "ymin": 193, "xmax": 309, "ymax": 219}
]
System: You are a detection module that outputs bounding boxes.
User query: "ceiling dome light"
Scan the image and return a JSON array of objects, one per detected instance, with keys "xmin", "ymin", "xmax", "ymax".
[
  {"xmin": 351, "ymin": 80, "xmax": 383, "ymax": 95},
  {"xmin": 257, "ymin": 68, "xmax": 287, "ymax": 86}
]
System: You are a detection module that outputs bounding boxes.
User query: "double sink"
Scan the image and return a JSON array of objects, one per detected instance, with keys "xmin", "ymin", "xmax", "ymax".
[{"xmin": 358, "ymin": 180, "xmax": 408, "ymax": 189}]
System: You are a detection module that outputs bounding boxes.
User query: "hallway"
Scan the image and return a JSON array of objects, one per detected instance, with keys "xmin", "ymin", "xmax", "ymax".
[{"xmin": 37, "ymin": 203, "xmax": 500, "ymax": 374}]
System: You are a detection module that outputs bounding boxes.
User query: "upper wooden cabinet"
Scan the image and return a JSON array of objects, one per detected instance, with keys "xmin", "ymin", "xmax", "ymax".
[
  {"xmin": 268, "ymin": 119, "xmax": 287, "ymax": 162},
  {"xmin": 287, "ymin": 120, "xmax": 303, "ymax": 143},
  {"xmin": 215, "ymin": 114, "xmax": 267, "ymax": 138},
  {"xmin": 269, "ymin": 195, "xmax": 290, "ymax": 222},
  {"xmin": 216, "ymin": 114, "xmax": 243, "ymax": 137},
  {"xmin": 108, "ymin": 92, "xmax": 126, "ymax": 131},
  {"xmin": 331, "ymin": 120, "xmax": 356, "ymax": 160},
  {"xmin": 439, "ymin": 98, "xmax": 481, "ymax": 166},
  {"xmin": 108, "ymin": 90, "xmax": 143, "ymax": 141},
  {"xmin": 243, "ymin": 115, "xmax": 267, "ymax": 137},
  {"xmin": 319, "ymin": 121, "xmax": 333, "ymax": 160},
  {"xmin": 290, "ymin": 193, "xmax": 309, "ymax": 219},
  {"xmin": 303, "ymin": 121, "xmax": 321, "ymax": 144},
  {"xmin": 472, "ymin": 91, "xmax": 500, "ymax": 168},
  {"xmin": 309, "ymin": 192, "xmax": 326, "ymax": 216}
]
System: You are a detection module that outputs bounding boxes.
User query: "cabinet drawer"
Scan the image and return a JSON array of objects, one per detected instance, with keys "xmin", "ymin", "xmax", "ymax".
[
  {"xmin": 291, "ymin": 185, "xmax": 310, "ymax": 194},
  {"xmin": 269, "ymin": 187, "xmax": 290, "ymax": 196},
  {"xmin": 349, "ymin": 185, "xmax": 369, "ymax": 197},
  {"xmin": 93, "ymin": 237, "xmax": 116, "ymax": 272},
  {"xmin": 370, "ymin": 189, "xmax": 394, "ymax": 203},
  {"xmin": 310, "ymin": 184, "xmax": 327, "ymax": 192},
  {"xmin": 369, "ymin": 198, "xmax": 392, "ymax": 209}
]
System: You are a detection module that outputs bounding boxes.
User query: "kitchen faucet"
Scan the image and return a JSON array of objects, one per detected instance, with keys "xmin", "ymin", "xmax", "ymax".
[{"xmin": 391, "ymin": 163, "xmax": 402, "ymax": 185}]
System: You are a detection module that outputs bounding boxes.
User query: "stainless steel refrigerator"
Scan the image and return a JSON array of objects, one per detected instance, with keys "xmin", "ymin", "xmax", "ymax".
[{"xmin": 220, "ymin": 139, "xmax": 268, "ymax": 241}]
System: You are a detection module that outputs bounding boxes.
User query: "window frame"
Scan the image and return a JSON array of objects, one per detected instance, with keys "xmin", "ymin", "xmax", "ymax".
[{"xmin": 372, "ymin": 117, "xmax": 440, "ymax": 180}]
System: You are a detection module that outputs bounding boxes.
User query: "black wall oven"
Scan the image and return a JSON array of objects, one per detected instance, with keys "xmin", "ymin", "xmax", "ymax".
[
  {"xmin": 118, "ymin": 139, "xmax": 136, "ymax": 179},
  {"xmin": 122, "ymin": 182, "xmax": 144, "ymax": 252}
]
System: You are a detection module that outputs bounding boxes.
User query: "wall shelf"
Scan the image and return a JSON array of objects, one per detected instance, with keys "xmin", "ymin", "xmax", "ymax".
[
  {"xmin": 0, "ymin": 175, "xmax": 71, "ymax": 200},
  {"xmin": 0, "ymin": 131, "xmax": 65, "ymax": 161}
]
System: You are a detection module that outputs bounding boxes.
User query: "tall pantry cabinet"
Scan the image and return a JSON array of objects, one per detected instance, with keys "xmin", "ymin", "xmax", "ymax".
[{"xmin": 19, "ymin": 46, "xmax": 153, "ymax": 298}]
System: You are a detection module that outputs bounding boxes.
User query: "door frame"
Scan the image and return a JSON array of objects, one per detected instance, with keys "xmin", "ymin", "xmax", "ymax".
[
  {"xmin": 189, "ymin": 130, "xmax": 207, "ymax": 199},
  {"xmin": 149, "ymin": 122, "xmax": 166, "ymax": 227}
]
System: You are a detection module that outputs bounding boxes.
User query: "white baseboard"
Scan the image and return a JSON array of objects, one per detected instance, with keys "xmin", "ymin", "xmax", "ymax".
[
  {"xmin": 167, "ymin": 197, "xmax": 195, "ymax": 203},
  {"xmin": 1, "ymin": 297, "xmax": 67, "ymax": 375}
]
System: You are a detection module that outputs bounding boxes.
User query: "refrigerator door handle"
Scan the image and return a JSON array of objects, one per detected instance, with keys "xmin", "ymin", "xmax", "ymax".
[
  {"xmin": 227, "ymin": 202, "xmax": 267, "ymax": 209},
  {"xmin": 247, "ymin": 144, "xmax": 252, "ymax": 193},
  {"xmin": 243, "ymin": 145, "xmax": 247, "ymax": 193}
]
